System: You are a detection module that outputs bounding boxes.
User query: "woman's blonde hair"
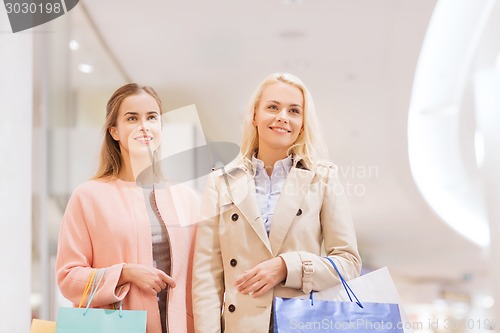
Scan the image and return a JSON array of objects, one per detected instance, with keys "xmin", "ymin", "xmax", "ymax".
[
  {"xmin": 240, "ymin": 73, "xmax": 328, "ymax": 169},
  {"xmin": 94, "ymin": 83, "xmax": 163, "ymax": 179}
]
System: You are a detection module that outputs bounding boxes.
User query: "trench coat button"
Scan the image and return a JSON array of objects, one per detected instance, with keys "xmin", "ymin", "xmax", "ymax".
[
  {"xmin": 230, "ymin": 259, "xmax": 237, "ymax": 267},
  {"xmin": 296, "ymin": 209, "xmax": 302, "ymax": 216},
  {"xmin": 231, "ymin": 213, "xmax": 239, "ymax": 221},
  {"xmin": 228, "ymin": 304, "xmax": 236, "ymax": 312}
]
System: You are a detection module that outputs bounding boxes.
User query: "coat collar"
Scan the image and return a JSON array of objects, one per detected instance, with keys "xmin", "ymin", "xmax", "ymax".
[
  {"xmin": 219, "ymin": 155, "xmax": 315, "ymax": 255},
  {"xmin": 223, "ymin": 154, "xmax": 310, "ymax": 175}
]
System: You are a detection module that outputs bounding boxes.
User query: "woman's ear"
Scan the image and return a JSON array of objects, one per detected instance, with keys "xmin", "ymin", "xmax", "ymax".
[{"xmin": 109, "ymin": 126, "xmax": 119, "ymax": 141}]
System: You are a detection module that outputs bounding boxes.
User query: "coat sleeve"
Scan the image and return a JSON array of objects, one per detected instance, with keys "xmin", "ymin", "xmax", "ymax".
[
  {"xmin": 55, "ymin": 187, "xmax": 130, "ymax": 307},
  {"xmin": 192, "ymin": 172, "xmax": 225, "ymax": 333},
  {"xmin": 279, "ymin": 165, "xmax": 362, "ymax": 293}
]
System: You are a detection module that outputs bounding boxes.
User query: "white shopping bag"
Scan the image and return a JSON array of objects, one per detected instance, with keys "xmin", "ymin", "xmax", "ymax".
[{"xmin": 298, "ymin": 267, "xmax": 414, "ymax": 333}]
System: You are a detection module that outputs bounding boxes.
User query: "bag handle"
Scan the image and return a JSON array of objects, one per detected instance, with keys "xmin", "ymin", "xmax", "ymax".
[
  {"xmin": 84, "ymin": 268, "xmax": 106, "ymax": 314},
  {"xmin": 76, "ymin": 269, "xmax": 110, "ymax": 315},
  {"xmin": 78, "ymin": 270, "xmax": 97, "ymax": 308},
  {"xmin": 310, "ymin": 257, "xmax": 363, "ymax": 308}
]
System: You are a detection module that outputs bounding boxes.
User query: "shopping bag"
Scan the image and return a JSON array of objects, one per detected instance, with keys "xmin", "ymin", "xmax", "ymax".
[
  {"xmin": 308, "ymin": 266, "xmax": 413, "ymax": 333},
  {"xmin": 274, "ymin": 258, "xmax": 404, "ymax": 333},
  {"xmin": 56, "ymin": 306, "xmax": 147, "ymax": 333},
  {"xmin": 56, "ymin": 269, "xmax": 147, "ymax": 333},
  {"xmin": 30, "ymin": 319, "xmax": 56, "ymax": 333}
]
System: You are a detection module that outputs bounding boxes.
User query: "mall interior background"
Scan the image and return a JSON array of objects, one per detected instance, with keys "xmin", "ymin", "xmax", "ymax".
[{"xmin": 1, "ymin": 0, "xmax": 500, "ymax": 332}]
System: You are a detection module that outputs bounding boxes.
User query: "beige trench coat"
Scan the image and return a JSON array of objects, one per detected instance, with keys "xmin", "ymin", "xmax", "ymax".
[{"xmin": 192, "ymin": 157, "xmax": 361, "ymax": 332}]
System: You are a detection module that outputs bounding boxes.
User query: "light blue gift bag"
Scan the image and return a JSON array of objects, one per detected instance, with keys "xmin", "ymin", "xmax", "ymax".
[
  {"xmin": 56, "ymin": 269, "xmax": 147, "ymax": 333},
  {"xmin": 274, "ymin": 257, "xmax": 404, "ymax": 333}
]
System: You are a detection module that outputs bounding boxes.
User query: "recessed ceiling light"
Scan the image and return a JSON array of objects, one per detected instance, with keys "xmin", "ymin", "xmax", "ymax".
[
  {"xmin": 78, "ymin": 64, "xmax": 93, "ymax": 74},
  {"xmin": 481, "ymin": 295, "xmax": 495, "ymax": 308},
  {"xmin": 69, "ymin": 40, "xmax": 79, "ymax": 51}
]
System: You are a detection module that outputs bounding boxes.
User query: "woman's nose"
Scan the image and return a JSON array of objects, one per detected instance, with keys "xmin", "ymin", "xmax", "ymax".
[
  {"xmin": 276, "ymin": 108, "xmax": 289, "ymax": 123},
  {"xmin": 139, "ymin": 122, "xmax": 150, "ymax": 132}
]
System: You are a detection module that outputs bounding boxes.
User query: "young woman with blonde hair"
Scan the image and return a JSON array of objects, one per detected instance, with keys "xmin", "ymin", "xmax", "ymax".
[
  {"xmin": 193, "ymin": 73, "xmax": 361, "ymax": 332},
  {"xmin": 56, "ymin": 83, "xmax": 197, "ymax": 333}
]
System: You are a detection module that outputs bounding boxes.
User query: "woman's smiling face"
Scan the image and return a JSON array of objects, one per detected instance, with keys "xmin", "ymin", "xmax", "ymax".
[
  {"xmin": 109, "ymin": 91, "xmax": 162, "ymax": 158},
  {"xmin": 253, "ymin": 81, "xmax": 304, "ymax": 154}
]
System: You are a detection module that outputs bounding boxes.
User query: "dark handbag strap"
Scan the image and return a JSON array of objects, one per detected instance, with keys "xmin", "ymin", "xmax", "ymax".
[{"xmin": 311, "ymin": 257, "xmax": 363, "ymax": 308}]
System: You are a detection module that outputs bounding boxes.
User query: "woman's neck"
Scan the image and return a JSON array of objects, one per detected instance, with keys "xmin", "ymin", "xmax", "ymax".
[
  {"xmin": 119, "ymin": 152, "xmax": 154, "ymax": 183},
  {"xmin": 256, "ymin": 146, "xmax": 289, "ymax": 177},
  {"xmin": 118, "ymin": 162, "xmax": 136, "ymax": 182}
]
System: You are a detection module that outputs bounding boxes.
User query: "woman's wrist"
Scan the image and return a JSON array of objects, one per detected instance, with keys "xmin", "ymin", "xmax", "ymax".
[{"xmin": 118, "ymin": 263, "xmax": 130, "ymax": 286}]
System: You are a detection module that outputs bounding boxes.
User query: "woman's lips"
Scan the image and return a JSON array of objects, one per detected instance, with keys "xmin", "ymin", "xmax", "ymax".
[
  {"xmin": 134, "ymin": 135, "xmax": 153, "ymax": 143},
  {"xmin": 269, "ymin": 126, "xmax": 291, "ymax": 133}
]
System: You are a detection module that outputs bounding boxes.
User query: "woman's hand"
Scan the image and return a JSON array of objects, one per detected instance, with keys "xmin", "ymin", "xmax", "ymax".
[
  {"xmin": 118, "ymin": 264, "xmax": 176, "ymax": 296},
  {"xmin": 234, "ymin": 257, "xmax": 287, "ymax": 298}
]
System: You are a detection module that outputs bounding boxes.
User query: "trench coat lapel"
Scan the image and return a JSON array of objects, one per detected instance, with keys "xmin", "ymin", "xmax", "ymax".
[
  {"xmin": 269, "ymin": 167, "xmax": 315, "ymax": 256},
  {"xmin": 225, "ymin": 170, "xmax": 272, "ymax": 255}
]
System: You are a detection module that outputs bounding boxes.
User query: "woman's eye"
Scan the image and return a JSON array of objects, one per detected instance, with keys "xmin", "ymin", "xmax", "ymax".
[
  {"xmin": 148, "ymin": 115, "xmax": 158, "ymax": 120},
  {"xmin": 127, "ymin": 116, "xmax": 137, "ymax": 121},
  {"xmin": 290, "ymin": 108, "xmax": 300, "ymax": 114},
  {"xmin": 268, "ymin": 105, "xmax": 278, "ymax": 110}
]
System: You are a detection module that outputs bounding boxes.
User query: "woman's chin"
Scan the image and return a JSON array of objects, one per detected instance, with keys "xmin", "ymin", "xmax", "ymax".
[{"xmin": 131, "ymin": 143, "xmax": 159, "ymax": 153}]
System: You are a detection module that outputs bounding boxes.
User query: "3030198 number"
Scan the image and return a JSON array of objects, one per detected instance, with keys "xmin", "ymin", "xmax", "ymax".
[{"xmin": 5, "ymin": 2, "xmax": 62, "ymax": 14}]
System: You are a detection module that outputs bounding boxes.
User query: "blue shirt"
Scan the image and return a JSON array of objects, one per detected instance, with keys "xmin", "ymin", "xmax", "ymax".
[{"xmin": 252, "ymin": 155, "xmax": 293, "ymax": 235}]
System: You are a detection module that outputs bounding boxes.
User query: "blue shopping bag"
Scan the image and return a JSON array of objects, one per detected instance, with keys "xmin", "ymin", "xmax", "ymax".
[
  {"xmin": 274, "ymin": 258, "xmax": 404, "ymax": 333},
  {"xmin": 56, "ymin": 269, "xmax": 147, "ymax": 333}
]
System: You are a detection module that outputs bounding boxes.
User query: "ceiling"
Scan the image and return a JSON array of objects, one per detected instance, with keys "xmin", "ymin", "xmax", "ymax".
[{"xmin": 71, "ymin": 0, "xmax": 490, "ymax": 302}]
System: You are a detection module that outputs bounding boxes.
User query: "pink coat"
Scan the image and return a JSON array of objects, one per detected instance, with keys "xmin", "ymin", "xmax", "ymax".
[{"xmin": 56, "ymin": 179, "xmax": 198, "ymax": 333}]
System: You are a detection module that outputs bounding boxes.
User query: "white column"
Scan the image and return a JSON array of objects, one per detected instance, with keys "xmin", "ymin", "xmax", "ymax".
[
  {"xmin": 0, "ymin": 7, "xmax": 33, "ymax": 333},
  {"xmin": 475, "ymin": 68, "xmax": 500, "ymax": 328}
]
